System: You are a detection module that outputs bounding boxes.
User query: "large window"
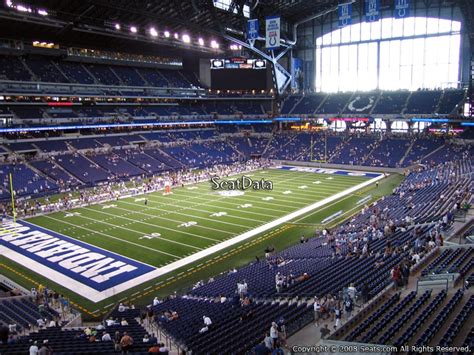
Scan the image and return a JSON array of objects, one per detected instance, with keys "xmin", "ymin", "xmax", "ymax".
[{"xmin": 315, "ymin": 17, "xmax": 461, "ymax": 92}]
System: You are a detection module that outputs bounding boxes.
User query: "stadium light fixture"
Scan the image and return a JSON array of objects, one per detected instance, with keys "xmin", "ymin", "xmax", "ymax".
[
  {"xmin": 114, "ymin": 23, "xmax": 121, "ymax": 30},
  {"xmin": 149, "ymin": 27, "xmax": 158, "ymax": 37},
  {"xmin": 198, "ymin": 38, "xmax": 204, "ymax": 46},
  {"xmin": 16, "ymin": 5, "xmax": 31, "ymax": 12},
  {"xmin": 37, "ymin": 9, "xmax": 48, "ymax": 16},
  {"xmin": 174, "ymin": 32, "xmax": 179, "ymax": 39},
  {"xmin": 130, "ymin": 26, "xmax": 137, "ymax": 34},
  {"xmin": 5, "ymin": 0, "xmax": 13, "ymax": 7},
  {"xmin": 164, "ymin": 31, "xmax": 170, "ymax": 38},
  {"xmin": 182, "ymin": 34, "xmax": 191, "ymax": 43},
  {"xmin": 210, "ymin": 40, "xmax": 219, "ymax": 49}
]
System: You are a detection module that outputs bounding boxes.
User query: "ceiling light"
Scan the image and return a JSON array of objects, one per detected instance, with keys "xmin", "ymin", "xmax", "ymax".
[
  {"xmin": 164, "ymin": 31, "xmax": 170, "ymax": 38},
  {"xmin": 182, "ymin": 34, "xmax": 191, "ymax": 43},
  {"xmin": 37, "ymin": 9, "xmax": 48, "ymax": 16},
  {"xmin": 174, "ymin": 33, "xmax": 179, "ymax": 39},
  {"xmin": 198, "ymin": 38, "xmax": 204, "ymax": 46},
  {"xmin": 16, "ymin": 5, "xmax": 30, "ymax": 12},
  {"xmin": 149, "ymin": 27, "xmax": 158, "ymax": 37},
  {"xmin": 130, "ymin": 26, "xmax": 137, "ymax": 33},
  {"xmin": 114, "ymin": 23, "xmax": 121, "ymax": 30}
]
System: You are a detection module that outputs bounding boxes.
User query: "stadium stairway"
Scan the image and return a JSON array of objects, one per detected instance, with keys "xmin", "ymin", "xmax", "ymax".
[
  {"xmin": 400, "ymin": 91, "xmax": 413, "ymax": 115},
  {"xmin": 51, "ymin": 61, "xmax": 72, "ymax": 83},
  {"xmin": 398, "ymin": 138, "xmax": 416, "ymax": 167},
  {"xmin": 19, "ymin": 57, "xmax": 37, "ymax": 82},
  {"xmin": 434, "ymin": 89, "xmax": 446, "ymax": 114},
  {"xmin": 225, "ymin": 139, "xmax": 248, "ymax": 159},
  {"xmin": 368, "ymin": 92, "xmax": 383, "ymax": 115},
  {"xmin": 24, "ymin": 161, "xmax": 61, "ymax": 188},
  {"xmin": 419, "ymin": 143, "xmax": 448, "ymax": 163},
  {"xmin": 81, "ymin": 64, "xmax": 100, "ymax": 85}
]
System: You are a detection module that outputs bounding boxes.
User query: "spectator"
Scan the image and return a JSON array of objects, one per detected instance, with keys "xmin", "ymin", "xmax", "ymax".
[
  {"xmin": 347, "ymin": 283, "xmax": 357, "ymax": 300},
  {"xmin": 29, "ymin": 340, "xmax": 39, "ymax": 355},
  {"xmin": 313, "ymin": 297, "xmax": 321, "ymax": 326},
  {"xmin": 264, "ymin": 332, "xmax": 273, "ymax": 349},
  {"xmin": 269, "ymin": 322, "xmax": 279, "ymax": 348},
  {"xmin": 38, "ymin": 340, "xmax": 52, "ymax": 355},
  {"xmin": 120, "ymin": 331, "xmax": 133, "ymax": 354},
  {"xmin": 255, "ymin": 340, "xmax": 271, "ymax": 355},
  {"xmin": 149, "ymin": 334, "xmax": 158, "ymax": 344},
  {"xmin": 121, "ymin": 318, "xmax": 129, "ymax": 326},
  {"xmin": 334, "ymin": 305, "xmax": 342, "ymax": 329},
  {"xmin": 391, "ymin": 265, "xmax": 402, "ymax": 289},
  {"xmin": 143, "ymin": 334, "xmax": 150, "ymax": 343},
  {"xmin": 203, "ymin": 315, "xmax": 212, "ymax": 328},
  {"xmin": 148, "ymin": 343, "xmax": 160, "ymax": 353},
  {"xmin": 198, "ymin": 325, "xmax": 209, "ymax": 334},
  {"xmin": 102, "ymin": 331, "xmax": 112, "ymax": 342},
  {"xmin": 344, "ymin": 297, "xmax": 353, "ymax": 319},
  {"xmin": 159, "ymin": 342, "xmax": 169, "ymax": 354},
  {"xmin": 113, "ymin": 331, "xmax": 121, "ymax": 352},
  {"xmin": 277, "ymin": 318, "xmax": 287, "ymax": 348},
  {"xmin": 401, "ymin": 263, "xmax": 410, "ymax": 288}
]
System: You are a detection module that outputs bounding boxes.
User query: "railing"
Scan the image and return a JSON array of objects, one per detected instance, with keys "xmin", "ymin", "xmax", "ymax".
[{"xmin": 416, "ymin": 273, "xmax": 458, "ymax": 292}]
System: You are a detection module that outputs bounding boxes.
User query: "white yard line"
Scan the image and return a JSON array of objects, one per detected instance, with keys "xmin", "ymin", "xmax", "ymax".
[
  {"xmin": 56, "ymin": 209, "xmax": 221, "ymax": 244},
  {"xmin": 80, "ymin": 205, "xmax": 236, "ymax": 239},
  {"xmin": 83, "ymin": 173, "xmax": 383, "ymax": 302},
  {"xmin": 115, "ymin": 199, "xmax": 262, "ymax": 228},
  {"xmin": 39, "ymin": 214, "xmax": 181, "ymax": 258},
  {"xmin": 4, "ymin": 168, "xmax": 383, "ymax": 303}
]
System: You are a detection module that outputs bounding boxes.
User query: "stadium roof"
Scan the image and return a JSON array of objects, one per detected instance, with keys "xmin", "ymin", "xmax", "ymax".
[
  {"xmin": 0, "ymin": 0, "xmax": 337, "ymax": 56},
  {"xmin": 0, "ymin": 0, "xmax": 472, "ymax": 56}
]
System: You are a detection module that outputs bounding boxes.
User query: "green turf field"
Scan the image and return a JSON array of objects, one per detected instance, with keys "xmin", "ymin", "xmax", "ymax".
[
  {"xmin": 25, "ymin": 168, "xmax": 370, "ymax": 267},
  {"xmin": 0, "ymin": 167, "xmax": 402, "ymax": 318}
]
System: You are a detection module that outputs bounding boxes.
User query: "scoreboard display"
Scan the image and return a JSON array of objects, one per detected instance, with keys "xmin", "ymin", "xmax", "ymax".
[
  {"xmin": 210, "ymin": 58, "xmax": 268, "ymax": 90},
  {"xmin": 210, "ymin": 58, "xmax": 266, "ymax": 70}
]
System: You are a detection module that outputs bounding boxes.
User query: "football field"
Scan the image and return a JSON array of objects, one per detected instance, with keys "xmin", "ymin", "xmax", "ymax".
[
  {"xmin": 1, "ymin": 166, "xmax": 386, "ymax": 310},
  {"xmin": 25, "ymin": 167, "xmax": 375, "ymax": 267}
]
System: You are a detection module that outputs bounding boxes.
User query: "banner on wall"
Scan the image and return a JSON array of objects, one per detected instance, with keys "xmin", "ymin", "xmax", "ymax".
[
  {"xmin": 247, "ymin": 19, "xmax": 259, "ymax": 42},
  {"xmin": 291, "ymin": 57, "xmax": 303, "ymax": 91},
  {"xmin": 365, "ymin": 0, "xmax": 381, "ymax": 22},
  {"xmin": 265, "ymin": 16, "xmax": 280, "ymax": 49},
  {"xmin": 338, "ymin": 3, "xmax": 352, "ymax": 28},
  {"xmin": 394, "ymin": 0, "xmax": 410, "ymax": 18}
]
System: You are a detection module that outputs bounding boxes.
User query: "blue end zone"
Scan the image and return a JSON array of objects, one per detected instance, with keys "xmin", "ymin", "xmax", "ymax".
[
  {"xmin": 275, "ymin": 165, "xmax": 382, "ymax": 178},
  {"xmin": 0, "ymin": 219, "xmax": 155, "ymax": 292}
]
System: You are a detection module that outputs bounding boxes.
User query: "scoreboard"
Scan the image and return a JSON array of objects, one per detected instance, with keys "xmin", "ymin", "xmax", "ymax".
[
  {"xmin": 210, "ymin": 58, "xmax": 268, "ymax": 90},
  {"xmin": 210, "ymin": 58, "xmax": 266, "ymax": 70}
]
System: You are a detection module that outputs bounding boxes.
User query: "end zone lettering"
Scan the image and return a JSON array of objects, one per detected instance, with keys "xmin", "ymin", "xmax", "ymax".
[
  {"xmin": 0, "ymin": 220, "xmax": 154, "ymax": 292},
  {"xmin": 210, "ymin": 175, "xmax": 273, "ymax": 190}
]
